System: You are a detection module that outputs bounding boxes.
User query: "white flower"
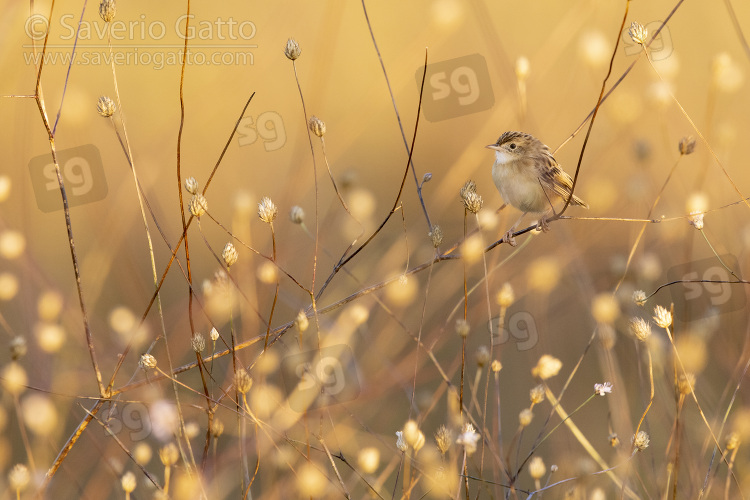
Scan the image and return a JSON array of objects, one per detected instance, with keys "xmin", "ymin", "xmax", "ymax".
[
  {"xmin": 595, "ymin": 382, "xmax": 613, "ymax": 396},
  {"xmin": 456, "ymin": 423, "xmax": 480, "ymax": 455},
  {"xmin": 395, "ymin": 431, "xmax": 407, "ymax": 452}
]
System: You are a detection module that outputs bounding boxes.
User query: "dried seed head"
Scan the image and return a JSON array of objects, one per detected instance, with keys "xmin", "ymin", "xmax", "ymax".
[
  {"xmin": 191, "ymin": 333, "xmax": 206, "ymax": 353},
  {"xmin": 677, "ymin": 372, "xmax": 695, "ymax": 395},
  {"xmin": 258, "ymin": 197, "xmax": 278, "ymax": 224},
  {"xmin": 210, "ymin": 417, "xmax": 224, "ymax": 437},
  {"xmin": 189, "ymin": 194, "xmax": 208, "ymax": 218},
  {"xmin": 422, "ymin": 172, "xmax": 433, "ymax": 183},
  {"xmin": 222, "ymin": 242, "xmax": 238, "ymax": 268},
  {"xmin": 630, "ymin": 317, "xmax": 652, "ymax": 342},
  {"xmin": 295, "ymin": 310, "xmax": 309, "ymax": 332},
  {"xmin": 456, "ymin": 423, "xmax": 480, "ymax": 455},
  {"xmin": 395, "ymin": 431, "xmax": 407, "ymax": 452},
  {"xmin": 726, "ymin": 432, "xmax": 740, "ymax": 450},
  {"xmin": 633, "ymin": 290, "xmax": 647, "ymax": 306},
  {"xmin": 653, "ymin": 305, "xmax": 673, "ymax": 329},
  {"xmin": 210, "ymin": 327, "xmax": 219, "ymax": 341},
  {"xmin": 532, "ymin": 354, "xmax": 562, "ymax": 380},
  {"xmin": 609, "ymin": 433, "xmax": 620, "ymax": 447},
  {"xmin": 139, "ymin": 353, "xmax": 157, "ymax": 370},
  {"xmin": 528, "ymin": 456, "xmax": 546, "ymax": 480},
  {"xmin": 121, "ymin": 471, "xmax": 136, "ymax": 493},
  {"xmin": 10, "ymin": 336, "xmax": 27, "ymax": 361},
  {"xmin": 99, "ymin": 0, "xmax": 116, "ymax": 22},
  {"xmin": 530, "ymin": 385, "xmax": 545, "ymax": 404},
  {"xmin": 159, "ymin": 443, "xmax": 179, "ymax": 467},
  {"xmin": 308, "ymin": 116, "xmax": 326, "ymax": 137},
  {"xmin": 491, "ymin": 360, "xmax": 502, "ymax": 373},
  {"xmin": 688, "ymin": 211, "xmax": 704, "ymax": 230},
  {"xmin": 679, "ymin": 136, "xmax": 696, "ymax": 155},
  {"xmin": 184, "ymin": 177, "xmax": 199, "ymax": 195},
  {"xmin": 632, "ymin": 430, "xmax": 650, "ymax": 451},
  {"xmin": 475, "ymin": 345, "xmax": 490, "ymax": 367},
  {"xmin": 289, "ymin": 205, "xmax": 305, "ymax": 224},
  {"xmin": 429, "ymin": 225, "xmax": 443, "ymax": 248},
  {"xmin": 8, "ymin": 464, "xmax": 30, "ymax": 491},
  {"xmin": 235, "ymin": 368, "xmax": 253, "ymax": 394},
  {"xmin": 496, "ymin": 282, "xmax": 514, "ymax": 308},
  {"xmin": 435, "ymin": 425, "xmax": 453, "ymax": 455},
  {"xmin": 628, "ymin": 21, "xmax": 648, "ymax": 45},
  {"xmin": 519, "ymin": 408, "xmax": 533, "ymax": 427},
  {"xmin": 462, "ymin": 190, "xmax": 483, "ymax": 214},
  {"xmin": 284, "ymin": 38, "xmax": 301, "ymax": 60},
  {"xmin": 455, "ymin": 318, "xmax": 470, "ymax": 338},
  {"xmin": 96, "ymin": 96, "xmax": 116, "ymax": 117}
]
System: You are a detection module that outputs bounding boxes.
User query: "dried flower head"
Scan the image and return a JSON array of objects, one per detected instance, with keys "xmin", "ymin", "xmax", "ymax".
[
  {"xmin": 139, "ymin": 353, "xmax": 157, "ymax": 370},
  {"xmin": 630, "ymin": 317, "xmax": 651, "ymax": 342},
  {"xmin": 677, "ymin": 372, "xmax": 695, "ymax": 395},
  {"xmin": 189, "ymin": 193, "xmax": 208, "ymax": 218},
  {"xmin": 159, "ymin": 443, "xmax": 179, "ymax": 467},
  {"xmin": 530, "ymin": 385, "xmax": 545, "ymax": 404},
  {"xmin": 121, "ymin": 471, "xmax": 136, "ymax": 493},
  {"xmin": 595, "ymin": 382, "xmax": 613, "ymax": 396},
  {"xmin": 429, "ymin": 225, "xmax": 443, "ymax": 248},
  {"xmin": 422, "ymin": 172, "xmax": 433, "ymax": 183},
  {"xmin": 633, "ymin": 290, "xmax": 647, "ymax": 306},
  {"xmin": 475, "ymin": 345, "xmax": 490, "ymax": 367},
  {"xmin": 679, "ymin": 136, "xmax": 696, "ymax": 155},
  {"xmin": 519, "ymin": 408, "xmax": 533, "ymax": 427},
  {"xmin": 688, "ymin": 211, "xmax": 704, "ymax": 230},
  {"xmin": 289, "ymin": 205, "xmax": 305, "ymax": 224},
  {"xmin": 460, "ymin": 180, "xmax": 477, "ymax": 199},
  {"xmin": 222, "ymin": 242, "xmax": 238, "ymax": 268},
  {"xmin": 455, "ymin": 318, "xmax": 470, "ymax": 338},
  {"xmin": 609, "ymin": 433, "xmax": 620, "ymax": 447},
  {"xmin": 460, "ymin": 182, "xmax": 483, "ymax": 213},
  {"xmin": 628, "ymin": 21, "xmax": 648, "ymax": 45},
  {"xmin": 726, "ymin": 432, "xmax": 740, "ymax": 450},
  {"xmin": 528, "ymin": 456, "xmax": 546, "ymax": 480},
  {"xmin": 191, "ymin": 333, "xmax": 205, "ymax": 353},
  {"xmin": 96, "ymin": 95, "xmax": 115, "ymax": 117},
  {"xmin": 532, "ymin": 354, "xmax": 562, "ymax": 380},
  {"xmin": 496, "ymin": 282, "xmax": 515, "ymax": 308},
  {"xmin": 295, "ymin": 310, "xmax": 309, "ymax": 332},
  {"xmin": 308, "ymin": 116, "xmax": 326, "ymax": 137},
  {"xmin": 10, "ymin": 336, "xmax": 27, "ymax": 360},
  {"xmin": 653, "ymin": 305, "xmax": 673, "ymax": 329},
  {"xmin": 284, "ymin": 38, "xmax": 301, "ymax": 60},
  {"xmin": 395, "ymin": 431, "xmax": 407, "ymax": 452},
  {"xmin": 456, "ymin": 423, "xmax": 480, "ymax": 455},
  {"xmin": 210, "ymin": 327, "xmax": 219, "ymax": 342},
  {"xmin": 234, "ymin": 368, "xmax": 253, "ymax": 394},
  {"xmin": 184, "ymin": 177, "xmax": 198, "ymax": 195},
  {"xmin": 210, "ymin": 417, "xmax": 225, "ymax": 437},
  {"xmin": 258, "ymin": 197, "xmax": 278, "ymax": 224},
  {"xmin": 632, "ymin": 430, "xmax": 650, "ymax": 451},
  {"xmin": 435, "ymin": 425, "xmax": 453, "ymax": 455},
  {"xmin": 8, "ymin": 464, "xmax": 30, "ymax": 491},
  {"xmin": 491, "ymin": 360, "xmax": 502, "ymax": 373},
  {"xmin": 99, "ymin": 0, "xmax": 116, "ymax": 22}
]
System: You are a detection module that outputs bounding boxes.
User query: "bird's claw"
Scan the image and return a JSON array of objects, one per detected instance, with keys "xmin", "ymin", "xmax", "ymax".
[{"xmin": 503, "ymin": 231, "xmax": 517, "ymax": 247}]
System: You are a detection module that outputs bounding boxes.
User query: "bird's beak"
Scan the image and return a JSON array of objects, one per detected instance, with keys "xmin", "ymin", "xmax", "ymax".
[{"xmin": 486, "ymin": 144, "xmax": 500, "ymax": 151}]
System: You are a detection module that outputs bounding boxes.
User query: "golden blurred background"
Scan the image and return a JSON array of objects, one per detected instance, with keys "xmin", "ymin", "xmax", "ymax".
[{"xmin": 1, "ymin": 0, "xmax": 750, "ymax": 497}]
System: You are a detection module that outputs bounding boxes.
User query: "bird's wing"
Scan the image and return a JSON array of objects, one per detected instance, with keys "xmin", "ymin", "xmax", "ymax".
[{"xmin": 535, "ymin": 152, "xmax": 588, "ymax": 208}]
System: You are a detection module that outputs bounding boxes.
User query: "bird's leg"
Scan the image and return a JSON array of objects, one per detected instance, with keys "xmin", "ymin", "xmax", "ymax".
[
  {"xmin": 536, "ymin": 209, "xmax": 555, "ymax": 232},
  {"xmin": 495, "ymin": 203, "xmax": 508, "ymax": 214},
  {"xmin": 503, "ymin": 212, "xmax": 526, "ymax": 247}
]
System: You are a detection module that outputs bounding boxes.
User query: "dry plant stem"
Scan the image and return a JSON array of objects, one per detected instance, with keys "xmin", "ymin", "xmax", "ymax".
[
  {"xmin": 553, "ymin": 0, "xmax": 686, "ymax": 156},
  {"xmin": 360, "ymin": 0, "xmax": 432, "ymax": 229},
  {"xmin": 50, "ymin": 0, "xmax": 86, "ymax": 135},
  {"xmin": 557, "ymin": 0, "xmax": 631, "ymax": 217},
  {"xmin": 315, "ymin": 48, "xmax": 429, "ymax": 302},
  {"xmin": 12, "ymin": 395, "xmax": 35, "ymax": 471},
  {"xmin": 476, "ymin": 213, "xmax": 494, "ymax": 478},
  {"xmin": 263, "ymin": 223, "xmax": 280, "ymax": 350},
  {"xmin": 642, "ymin": 48, "xmax": 750, "ymax": 211},
  {"xmin": 31, "ymin": 0, "xmax": 106, "ymax": 400},
  {"xmin": 408, "ymin": 261, "xmax": 435, "ymax": 418},
  {"xmin": 318, "ymin": 435, "xmax": 352, "ymax": 499},
  {"xmin": 460, "ymin": 210, "xmax": 468, "ymax": 418},
  {"xmin": 724, "ymin": 446, "xmax": 739, "ymax": 500},
  {"xmin": 723, "ymin": 0, "xmax": 750, "ymax": 60},
  {"xmin": 107, "ymin": 91, "xmax": 256, "ymax": 389}
]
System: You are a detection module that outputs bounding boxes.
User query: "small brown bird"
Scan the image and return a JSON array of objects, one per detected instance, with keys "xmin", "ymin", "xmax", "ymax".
[{"xmin": 486, "ymin": 131, "xmax": 588, "ymax": 245}]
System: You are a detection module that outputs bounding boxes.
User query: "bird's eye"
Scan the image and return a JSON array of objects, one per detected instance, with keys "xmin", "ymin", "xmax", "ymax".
[{"xmin": 509, "ymin": 143, "xmax": 516, "ymax": 150}]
